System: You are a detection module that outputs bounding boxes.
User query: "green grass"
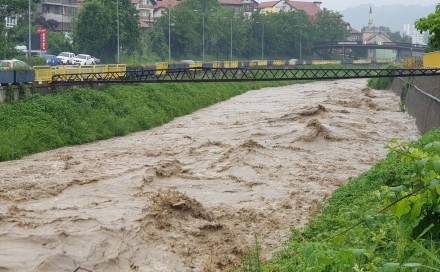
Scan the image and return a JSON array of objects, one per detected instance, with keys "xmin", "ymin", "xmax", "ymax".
[
  {"xmin": 367, "ymin": 77, "xmax": 394, "ymax": 90},
  {"xmin": 0, "ymin": 81, "xmax": 296, "ymax": 161},
  {"xmin": 251, "ymin": 128, "xmax": 440, "ymax": 272}
]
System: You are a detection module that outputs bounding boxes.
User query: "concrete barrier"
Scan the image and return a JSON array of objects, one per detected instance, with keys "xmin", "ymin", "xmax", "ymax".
[{"xmin": 390, "ymin": 76, "xmax": 440, "ymax": 134}]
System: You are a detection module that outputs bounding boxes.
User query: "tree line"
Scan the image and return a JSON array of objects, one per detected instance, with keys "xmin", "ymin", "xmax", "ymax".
[{"xmin": 0, "ymin": 0, "xmax": 438, "ymax": 63}]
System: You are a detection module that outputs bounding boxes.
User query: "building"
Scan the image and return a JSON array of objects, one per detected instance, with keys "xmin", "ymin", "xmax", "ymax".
[
  {"xmin": 5, "ymin": 16, "xmax": 18, "ymax": 28},
  {"xmin": 403, "ymin": 23, "xmax": 427, "ymax": 45},
  {"xmin": 257, "ymin": 0, "xmax": 322, "ymax": 21},
  {"xmin": 218, "ymin": 0, "xmax": 258, "ymax": 17},
  {"xmin": 41, "ymin": 0, "xmax": 78, "ymax": 31},
  {"xmin": 362, "ymin": 6, "xmax": 396, "ymax": 61}
]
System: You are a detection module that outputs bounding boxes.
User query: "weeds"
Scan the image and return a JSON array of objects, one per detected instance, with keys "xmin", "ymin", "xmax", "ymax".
[{"xmin": 241, "ymin": 232, "xmax": 262, "ymax": 272}]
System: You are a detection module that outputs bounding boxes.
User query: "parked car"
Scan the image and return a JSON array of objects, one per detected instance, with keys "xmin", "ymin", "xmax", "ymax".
[
  {"xmin": 73, "ymin": 54, "xmax": 95, "ymax": 65},
  {"xmin": 91, "ymin": 56, "xmax": 101, "ymax": 64},
  {"xmin": 57, "ymin": 52, "xmax": 75, "ymax": 65},
  {"xmin": 0, "ymin": 59, "xmax": 31, "ymax": 70},
  {"xmin": 42, "ymin": 54, "xmax": 62, "ymax": 66}
]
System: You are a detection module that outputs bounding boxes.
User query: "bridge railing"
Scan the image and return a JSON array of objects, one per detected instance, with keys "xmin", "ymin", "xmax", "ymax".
[
  {"xmin": 314, "ymin": 41, "xmax": 427, "ymax": 49},
  {"xmin": 33, "ymin": 64, "xmax": 128, "ymax": 83},
  {"xmin": 33, "ymin": 66, "xmax": 53, "ymax": 83}
]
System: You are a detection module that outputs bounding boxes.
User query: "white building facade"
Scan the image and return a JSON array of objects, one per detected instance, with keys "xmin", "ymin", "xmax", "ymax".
[{"xmin": 403, "ymin": 23, "xmax": 427, "ymax": 45}]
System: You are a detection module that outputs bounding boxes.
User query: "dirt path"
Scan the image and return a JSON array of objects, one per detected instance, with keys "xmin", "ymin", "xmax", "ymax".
[{"xmin": 0, "ymin": 79, "xmax": 419, "ymax": 272}]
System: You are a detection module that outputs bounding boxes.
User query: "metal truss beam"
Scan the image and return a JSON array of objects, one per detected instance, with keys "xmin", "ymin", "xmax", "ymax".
[{"xmin": 51, "ymin": 68, "xmax": 440, "ymax": 85}]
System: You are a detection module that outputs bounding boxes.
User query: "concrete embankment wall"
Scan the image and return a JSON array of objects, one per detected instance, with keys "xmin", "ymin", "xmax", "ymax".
[{"xmin": 390, "ymin": 76, "xmax": 440, "ymax": 134}]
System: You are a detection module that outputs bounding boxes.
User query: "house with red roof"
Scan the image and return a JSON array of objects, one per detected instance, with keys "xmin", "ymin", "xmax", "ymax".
[
  {"xmin": 257, "ymin": 0, "xmax": 322, "ymax": 22},
  {"xmin": 218, "ymin": 0, "xmax": 259, "ymax": 13},
  {"xmin": 133, "ymin": 0, "xmax": 182, "ymax": 29}
]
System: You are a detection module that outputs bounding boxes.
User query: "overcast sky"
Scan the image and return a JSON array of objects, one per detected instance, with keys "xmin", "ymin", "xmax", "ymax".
[{"xmin": 319, "ymin": 0, "xmax": 438, "ymax": 11}]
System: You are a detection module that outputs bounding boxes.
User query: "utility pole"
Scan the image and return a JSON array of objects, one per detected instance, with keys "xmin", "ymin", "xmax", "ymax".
[
  {"xmin": 28, "ymin": 0, "xmax": 31, "ymax": 58},
  {"xmin": 202, "ymin": 12, "xmax": 205, "ymax": 61},
  {"xmin": 117, "ymin": 0, "xmax": 120, "ymax": 63},
  {"xmin": 168, "ymin": 3, "xmax": 171, "ymax": 61},
  {"xmin": 230, "ymin": 17, "xmax": 233, "ymax": 61}
]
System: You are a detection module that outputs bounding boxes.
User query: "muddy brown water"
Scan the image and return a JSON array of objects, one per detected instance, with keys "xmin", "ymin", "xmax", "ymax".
[{"xmin": 0, "ymin": 79, "xmax": 419, "ymax": 271}]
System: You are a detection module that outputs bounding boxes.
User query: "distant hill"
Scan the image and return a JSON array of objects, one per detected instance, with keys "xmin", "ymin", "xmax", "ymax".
[{"xmin": 341, "ymin": 4, "xmax": 436, "ymax": 32}]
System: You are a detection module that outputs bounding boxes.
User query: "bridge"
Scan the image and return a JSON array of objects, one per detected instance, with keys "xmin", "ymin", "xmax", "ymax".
[
  {"xmin": 313, "ymin": 41, "xmax": 426, "ymax": 61},
  {"xmin": 50, "ymin": 67, "xmax": 440, "ymax": 86}
]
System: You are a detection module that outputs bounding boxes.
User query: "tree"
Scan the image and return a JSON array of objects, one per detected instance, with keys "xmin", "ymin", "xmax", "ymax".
[
  {"xmin": 314, "ymin": 9, "xmax": 348, "ymax": 42},
  {"xmin": 46, "ymin": 31, "xmax": 72, "ymax": 54},
  {"xmin": 72, "ymin": 0, "xmax": 112, "ymax": 60},
  {"xmin": 113, "ymin": 0, "xmax": 141, "ymax": 56},
  {"xmin": 415, "ymin": 4, "xmax": 440, "ymax": 50},
  {"xmin": 312, "ymin": 8, "xmax": 348, "ymax": 59},
  {"xmin": 72, "ymin": 0, "xmax": 141, "ymax": 62},
  {"xmin": 0, "ymin": 0, "xmax": 41, "ymax": 58},
  {"xmin": 145, "ymin": 1, "xmax": 351, "ymax": 61},
  {"xmin": 0, "ymin": 0, "xmax": 36, "ymax": 19}
]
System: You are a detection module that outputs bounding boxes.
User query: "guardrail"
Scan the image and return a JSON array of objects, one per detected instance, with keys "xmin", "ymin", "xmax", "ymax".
[
  {"xmin": 33, "ymin": 64, "xmax": 126, "ymax": 83},
  {"xmin": 0, "ymin": 70, "xmax": 35, "ymax": 85},
  {"xmin": 314, "ymin": 41, "xmax": 427, "ymax": 49}
]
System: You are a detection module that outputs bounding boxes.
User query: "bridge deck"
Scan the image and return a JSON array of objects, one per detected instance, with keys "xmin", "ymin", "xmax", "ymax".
[{"xmin": 51, "ymin": 68, "xmax": 440, "ymax": 85}]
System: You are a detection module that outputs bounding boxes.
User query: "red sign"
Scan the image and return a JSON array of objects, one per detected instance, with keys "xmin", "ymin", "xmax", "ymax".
[{"xmin": 37, "ymin": 28, "xmax": 47, "ymax": 51}]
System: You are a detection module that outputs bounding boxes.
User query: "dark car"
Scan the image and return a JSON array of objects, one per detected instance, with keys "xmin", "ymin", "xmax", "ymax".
[
  {"xmin": 91, "ymin": 56, "xmax": 101, "ymax": 64},
  {"xmin": 42, "ymin": 54, "xmax": 62, "ymax": 66}
]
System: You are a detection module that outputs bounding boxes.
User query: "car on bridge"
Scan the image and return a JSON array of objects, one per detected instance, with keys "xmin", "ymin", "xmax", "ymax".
[
  {"xmin": 73, "ymin": 54, "xmax": 96, "ymax": 66},
  {"xmin": 57, "ymin": 52, "xmax": 76, "ymax": 65},
  {"xmin": 42, "ymin": 54, "xmax": 62, "ymax": 66},
  {"xmin": 0, "ymin": 59, "xmax": 31, "ymax": 70},
  {"xmin": 91, "ymin": 56, "xmax": 101, "ymax": 64}
]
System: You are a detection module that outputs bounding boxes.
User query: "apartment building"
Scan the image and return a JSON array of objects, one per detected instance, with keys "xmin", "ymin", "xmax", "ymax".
[
  {"xmin": 403, "ymin": 23, "xmax": 427, "ymax": 45},
  {"xmin": 40, "ymin": 0, "xmax": 78, "ymax": 30}
]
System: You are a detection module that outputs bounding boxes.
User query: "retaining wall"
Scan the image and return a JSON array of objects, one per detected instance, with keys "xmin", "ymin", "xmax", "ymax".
[
  {"xmin": 0, "ymin": 87, "xmax": 20, "ymax": 103},
  {"xmin": 390, "ymin": 76, "xmax": 440, "ymax": 134}
]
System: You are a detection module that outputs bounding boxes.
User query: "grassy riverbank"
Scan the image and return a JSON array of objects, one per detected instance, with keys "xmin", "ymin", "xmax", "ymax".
[
  {"xmin": 0, "ymin": 81, "xmax": 297, "ymax": 162},
  {"xmin": 252, "ymin": 128, "xmax": 440, "ymax": 271}
]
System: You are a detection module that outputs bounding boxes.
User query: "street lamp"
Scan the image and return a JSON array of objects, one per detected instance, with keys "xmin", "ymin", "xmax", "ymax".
[
  {"xmin": 195, "ymin": 9, "xmax": 213, "ymax": 61},
  {"xmin": 168, "ymin": 3, "xmax": 171, "ymax": 61},
  {"xmin": 117, "ymin": 0, "xmax": 120, "ymax": 63},
  {"xmin": 202, "ymin": 12, "xmax": 205, "ymax": 61},
  {"xmin": 299, "ymin": 29, "xmax": 302, "ymax": 61},
  {"xmin": 294, "ymin": 25, "xmax": 302, "ymax": 61},
  {"xmin": 28, "ymin": 0, "xmax": 31, "ymax": 58},
  {"xmin": 224, "ymin": 16, "xmax": 233, "ymax": 61},
  {"xmin": 342, "ymin": 25, "xmax": 350, "ymax": 62},
  {"xmin": 256, "ymin": 22, "xmax": 265, "ymax": 60},
  {"xmin": 229, "ymin": 17, "xmax": 233, "ymax": 61}
]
